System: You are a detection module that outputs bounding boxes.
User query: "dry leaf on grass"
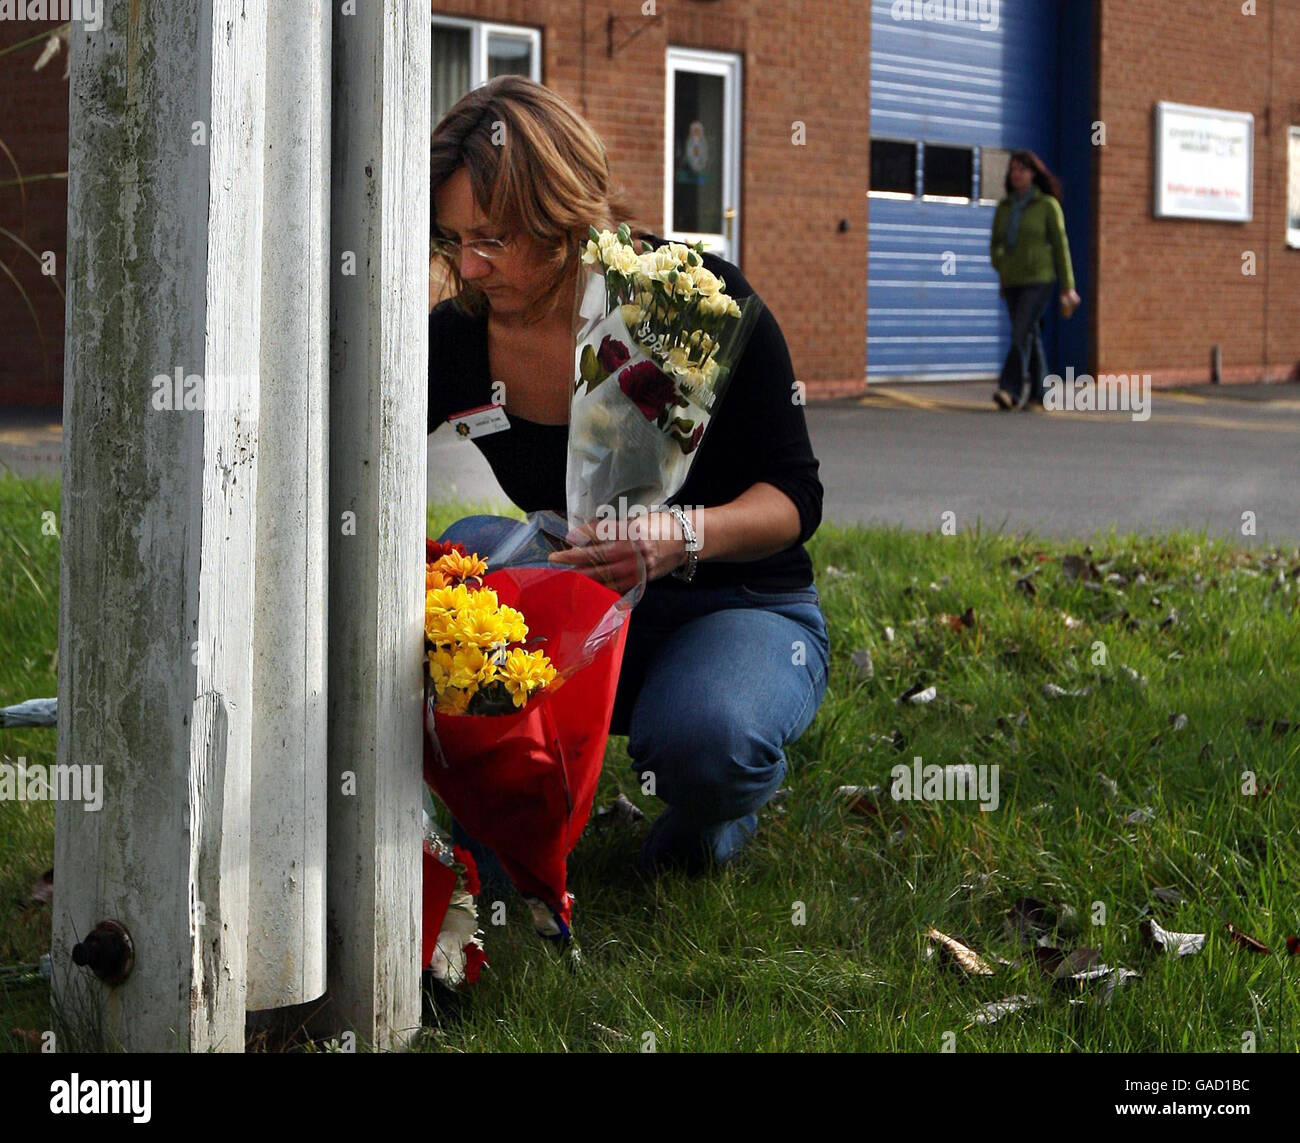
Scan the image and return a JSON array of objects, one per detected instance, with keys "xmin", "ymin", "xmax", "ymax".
[
  {"xmin": 1140, "ymin": 918, "xmax": 1205, "ymax": 956},
  {"xmin": 1034, "ymin": 945, "xmax": 1140, "ymax": 992},
  {"xmin": 972, "ymin": 995, "xmax": 1038, "ymax": 1025},
  {"xmin": 935, "ymin": 608, "xmax": 977, "ymax": 632},
  {"xmin": 924, "ymin": 927, "xmax": 997, "ymax": 976},
  {"xmin": 593, "ymin": 794, "xmax": 644, "ymax": 827},
  {"xmin": 1003, "ymin": 897, "xmax": 1056, "ymax": 945},
  {"xmin": 1061, "ymin": 554, "xmax": 1100, "ymax": 583},
  {"xmin": 1042, "ymin": 683, "xmax": 1092, "ymax": 699},
  {"xmin": 1226, "ymin": 924, "xmax": 1269, "ymax": 954},
  {"xmin": 897, "ymin": 683, "xmax": 938, "ymax": 705}
]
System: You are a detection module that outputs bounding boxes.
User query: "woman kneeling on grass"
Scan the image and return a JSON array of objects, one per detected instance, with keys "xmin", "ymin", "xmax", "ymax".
[{"xmin": 428, "ymin": 76, "xmax": 828, "ymax": 875}]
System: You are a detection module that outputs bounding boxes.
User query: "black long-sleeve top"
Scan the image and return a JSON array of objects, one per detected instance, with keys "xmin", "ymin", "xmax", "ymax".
[{"xmin": 428, "ymin": 238, "xmax": 823, "ymax": 590}]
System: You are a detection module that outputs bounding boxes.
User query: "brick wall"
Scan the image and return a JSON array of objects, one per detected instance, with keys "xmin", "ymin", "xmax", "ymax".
[
  {"xmin": 433, "ymin": 0, "xmax": 871, "ymax": 396},
  {"xmin": 1096, "ymin": 0, "xmax": 1300, "ymax": 384},
  {"xmin": 3, "ymin": 3, "xmax": 872, "ymax": 406},
  {"xmin": 9, "ymin": 3, "xmax": 1300, "ymax": 406},
  {"xmin": 0, "ymin": 19, "xmax": 69, "ymax": 408}
]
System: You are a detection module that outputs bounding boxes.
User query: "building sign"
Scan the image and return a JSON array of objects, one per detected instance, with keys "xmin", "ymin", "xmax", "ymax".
[
  {"xmin": 1154, "ymin": 102, "xmax": 1253, "ymax": 222},
  {"xmin": 1288, "ymin": 127, "xmax": 1300, "ymax": 248}
]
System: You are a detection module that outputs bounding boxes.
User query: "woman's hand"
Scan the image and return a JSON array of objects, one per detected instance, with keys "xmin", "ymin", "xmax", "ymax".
[
  {"xmin": 1061, "ymin": 288, "xmax": 1081, "ymax": 316},
  {"xmin": 546, "ymin": 512, "xmax": 685, "ymax": 592},
  {"xmin": 545, "ymin": 485, "xmax": 803, "ymax": 592}
]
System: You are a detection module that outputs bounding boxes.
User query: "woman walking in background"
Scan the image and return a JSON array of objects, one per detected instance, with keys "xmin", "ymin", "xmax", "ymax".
[{"xmin": 989, "ymin": 150, "xmax": 1080, "ymax": 410}]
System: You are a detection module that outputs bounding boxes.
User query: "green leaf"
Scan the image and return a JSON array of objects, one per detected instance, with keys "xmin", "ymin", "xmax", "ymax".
[{"xmin": 579, "ymin": 343, "xmax": 606, "ymax": 386}]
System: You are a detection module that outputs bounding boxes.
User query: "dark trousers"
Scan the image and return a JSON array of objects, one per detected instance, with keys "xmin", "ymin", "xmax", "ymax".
[{"xmin": 997, "ymin": 282, "xmax": 1055, "ymax": 404}]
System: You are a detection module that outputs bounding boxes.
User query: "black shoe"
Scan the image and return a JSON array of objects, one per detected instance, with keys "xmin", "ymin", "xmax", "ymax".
[{"xmin": 993, "ymin": 390, "xmax": 1014, "ymax": 410}]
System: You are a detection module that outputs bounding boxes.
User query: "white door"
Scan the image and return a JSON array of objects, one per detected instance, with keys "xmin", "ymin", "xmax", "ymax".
[{"xmin": 664, "ymin": 48, "xmax": 742, "ymax": 263}]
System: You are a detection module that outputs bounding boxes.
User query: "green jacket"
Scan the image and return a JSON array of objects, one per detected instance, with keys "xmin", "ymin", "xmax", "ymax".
[{"xmin": 989, "ymin": 187, "xmax": 1075, "ymax": 292}]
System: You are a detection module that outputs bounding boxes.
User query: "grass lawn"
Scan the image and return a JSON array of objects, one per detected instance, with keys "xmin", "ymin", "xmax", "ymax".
[{"xmin": 1, "ymin": 480, "xmax": 1296, "ymax": 1051}]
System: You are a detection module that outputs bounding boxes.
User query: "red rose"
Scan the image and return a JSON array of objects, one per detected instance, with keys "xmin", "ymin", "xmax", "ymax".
[
  {"xmin": 461, "ymin": 941, "xmax": 488, "ymax": 988},
  {"xmin": 452, "ymin": 846, "xmax": 481, "ymax": 897},
  {"xmin": 618, "ymin": 360, "xmax": 677, "ymax": 421},
  {"xmin": 596, "ymin": 335, "xmax": 630, "ymax": 374},
  {"xmin": 426, "ymin": 538, "xmax": 467, "ymax": 564}
]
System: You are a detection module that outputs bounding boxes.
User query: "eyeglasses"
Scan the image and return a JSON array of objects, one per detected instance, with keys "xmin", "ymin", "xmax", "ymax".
[{"xmin": 431, "ymin": 233, "xmax": 514, "ymax": 260}]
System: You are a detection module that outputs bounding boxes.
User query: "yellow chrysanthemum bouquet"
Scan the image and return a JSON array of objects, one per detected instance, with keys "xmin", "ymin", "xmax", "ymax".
[
  {"xmin": 567, "ymin": 224, "xmax": 763, "ymax": 527},
  {"xmin": 421, "ymin": 531, "xmax": 634, "ymax": 945},
  {"xmin": 424, "ymin": 542, "xmax": 557, "ymax": 716}
]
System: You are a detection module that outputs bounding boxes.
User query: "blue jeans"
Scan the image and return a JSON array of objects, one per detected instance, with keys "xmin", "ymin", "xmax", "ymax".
[
  {"xmin": 434, "ymin": 515, "xmax": 831, "ymax": 877},
  {"xmin": 612, "ymin": 577, "xmax": 829, "ymax": 872},
  {"xmin": 998, "ymin": 282, "xmax": 1055, "ymax": 404}
]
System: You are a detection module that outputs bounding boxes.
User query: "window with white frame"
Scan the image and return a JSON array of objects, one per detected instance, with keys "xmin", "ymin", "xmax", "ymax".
[
  {"xmin": 432, "ymin": 15, "xmax": 541, "ymax": 128},
  {"xmin": 1288, "ymin": 126, "xmax": 1300, "ymax": 249}
]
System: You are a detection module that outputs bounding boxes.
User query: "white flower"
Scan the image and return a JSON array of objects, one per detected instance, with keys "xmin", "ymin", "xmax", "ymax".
[
  {"xmin": 427, "ymin": 887, "xmax": 482, "ymax": 988},
  {"xmin": 662, "ymin": 346, "xmax": 694, "ymax": 377},
  {"xmin": 643, "ymin": 247, "xmax": 679, "ymax": 275},
  {"xmin": 688, "ymin": 329, "xmax": 716, "ymax": 354},
  {"xmin": 609, "ymin": 244, "xmax": 640, "ymax": 276},
  {"xmin": 692, "ymin": 267, "xmax": 723, "ymax": 296},
  {"xmin": 698, "ymin": 291, "xmax": 729, "ymax": 317}
]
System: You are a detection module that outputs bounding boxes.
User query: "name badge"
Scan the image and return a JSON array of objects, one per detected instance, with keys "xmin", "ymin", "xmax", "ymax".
[{"xmin": 447, "ymin": 404, "xmax": 510, "ymax": 439}]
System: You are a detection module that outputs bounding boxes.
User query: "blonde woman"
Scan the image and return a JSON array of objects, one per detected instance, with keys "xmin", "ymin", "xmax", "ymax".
[{"xmin": 428, "ymin": 77, "xmax": 828, "ymax": 876}]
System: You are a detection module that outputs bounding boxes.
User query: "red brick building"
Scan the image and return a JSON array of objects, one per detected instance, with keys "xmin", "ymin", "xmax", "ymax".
[
  {"xmin": 1095, "ymin": 0, "xmax": 1300, "ymax": 385},
  {"xmin": 0, "ymin": 17, "xmax": 69, "ymax": 406},
  {"xmin": 2, "ymin": 0, "xmax": 1298, "ymax": 408}
]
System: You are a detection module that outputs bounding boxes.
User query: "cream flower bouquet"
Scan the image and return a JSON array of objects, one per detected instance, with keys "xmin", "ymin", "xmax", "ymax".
[{"xmin": 566, "ymin": 225, "xmax": 763, "ymax": 528}]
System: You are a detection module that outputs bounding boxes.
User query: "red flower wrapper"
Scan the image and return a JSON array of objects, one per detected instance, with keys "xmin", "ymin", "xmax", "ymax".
[
  {"xmin": 421, "ymin": 812, "xmax": 487, "ymax": 988},
  {"xmin": 421, "ymin": 845, "xmax": 458, "ymax": 971},
  {"xmin": 423, "ymin": 564, "xmax": 631, "ymax": 942}
]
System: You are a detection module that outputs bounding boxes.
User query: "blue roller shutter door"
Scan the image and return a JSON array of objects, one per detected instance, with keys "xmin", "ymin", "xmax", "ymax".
[{"xmin": 868, "ymin": 0, "xmax": 1061, "ymax": 381}]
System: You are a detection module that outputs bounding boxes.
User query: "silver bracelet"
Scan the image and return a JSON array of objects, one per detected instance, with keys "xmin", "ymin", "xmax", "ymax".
[{"xmin": 668, "ymin": 505, "xmax": 700, "ymax": 583}]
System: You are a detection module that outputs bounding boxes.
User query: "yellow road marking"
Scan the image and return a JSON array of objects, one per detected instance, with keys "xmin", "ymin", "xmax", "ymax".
[
  {"xmin": 1159, "ymin": 389, "xmax": 1300, "ymax": 412},
  {"xmin": 0, "ymin": 427, "xmax": 61, "ymax": 445},
  {"xmin": 858, "ymin": 390, "xmax": 1300, "ymax": 432}
]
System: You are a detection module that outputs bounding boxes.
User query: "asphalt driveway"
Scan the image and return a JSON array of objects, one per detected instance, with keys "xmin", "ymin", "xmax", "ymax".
[
  {"xmin": 6, "ymin": 382, "xmax": 1296, "ymax": 545},
  {"xmin": 428, "ymin": 381, "xmax": 1300, "ymax": 545}
]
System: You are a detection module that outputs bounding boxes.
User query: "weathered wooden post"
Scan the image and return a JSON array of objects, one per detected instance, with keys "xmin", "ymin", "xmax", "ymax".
[
  {"xmin": 54, "ymin": 0, "xmax": 428, "ymax": 1051},
  {"xmin": 54, "ymin": 0, "xmax": 268, "ymax": 1051},
  {"xmin": 321, "ymin": 0, "xmax": 429, "ymax": 1049},
  {"xmin": 246, "ymin": 0, "xmax": 332, "ymax": 1014}
]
